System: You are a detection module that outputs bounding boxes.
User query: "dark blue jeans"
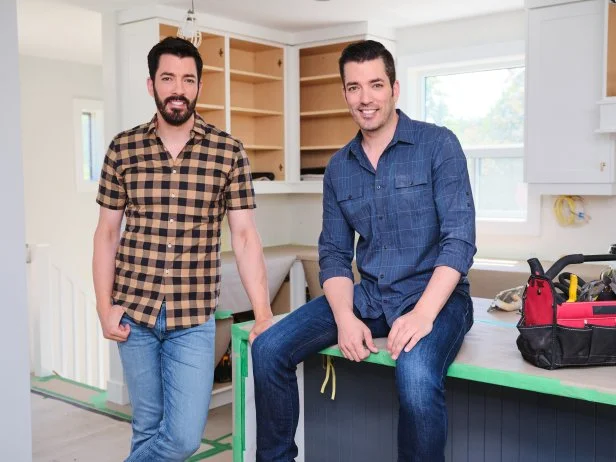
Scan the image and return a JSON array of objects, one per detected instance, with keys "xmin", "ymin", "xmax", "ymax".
[{"xmin": 251, "ymin": 291, "xmax": 473, "ymax": 462}]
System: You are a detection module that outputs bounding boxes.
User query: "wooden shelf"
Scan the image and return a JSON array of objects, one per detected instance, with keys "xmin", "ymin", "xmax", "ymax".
[
  {"xmin": 300, "ymin": 74, "xmax": 340, "ymax": 86},
  {"xmin": 231, "ymin": 107, "xmax": 283, "ymax": 117},
  {"xmin": 196, "ymin": 103, "xmax": 225, "ymax": 112},
  {"xmin": 244, "ymin": 144, "xmax": 284, "ymax": 151},
  {"xmin": 300, "ymin": 109, "xmax": 349, "ymax": 119},
  {"xmin": 231, "ymin": 69, "xmax": 282, "ymax": 83},
  {"xmin": 203, "ymin": 65, "xmax": 224, "ymax": 74},
  {"xmin": 301, "ymin": 145, "xmax": 343, "ymax": 151}
]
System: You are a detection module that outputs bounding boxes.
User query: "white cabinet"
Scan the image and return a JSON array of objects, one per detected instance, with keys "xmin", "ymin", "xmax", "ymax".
[{"xmin": 525, "ymin": 0, "xmax": 615, "ymax": 194}]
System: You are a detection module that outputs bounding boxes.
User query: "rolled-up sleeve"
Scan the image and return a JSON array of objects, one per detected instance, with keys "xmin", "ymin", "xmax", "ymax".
[
  {"xmin": 225, "ymin": 143, "xmax": 256, "ymax": 210},
  {"xmin": 96, "ymin": 139, "xmax": 127, "ymax": 210},
  {"xmin": 318, "ymin": 166, "xmax": 355, "ymax": 287},
  {"xmin": 432, "ymin": 129, "xmax": 476, "ymax": 275}
]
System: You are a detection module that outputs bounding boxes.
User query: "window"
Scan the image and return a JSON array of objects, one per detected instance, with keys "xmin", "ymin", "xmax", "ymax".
[
  {"xmin": 422, "ymin": 65, "xmax": 526, "ymax": 220},
  {"xmin": 74, "ymin": 99, "xmax": 104, "ymax": 191}
]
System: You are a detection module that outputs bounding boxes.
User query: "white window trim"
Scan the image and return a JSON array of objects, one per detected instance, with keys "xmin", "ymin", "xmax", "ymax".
[
  {"xmin": 397, "ymin": 40, "xmax": 540, "ymax": 236},
  {"xmin": 73, "ymin": 98, "xmax": 104, "ymax": 193}
]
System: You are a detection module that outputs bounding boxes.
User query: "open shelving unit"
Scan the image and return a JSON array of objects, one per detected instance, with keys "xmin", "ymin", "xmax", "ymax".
[
  {"xmin": 229, "ymin": 38, "xmax": 285, "ymax": 181},
  {"xmin": 299, "ymin": 41, "xmax": 357, "ymax": 180}
]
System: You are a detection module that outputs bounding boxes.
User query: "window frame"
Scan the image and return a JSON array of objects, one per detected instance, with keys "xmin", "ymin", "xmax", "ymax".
[
  {"xmin": 397, "ymin": 41, "xmax": 540, "ymax": 235},
  {"xmin": 73, "ymin": 98, "xmax": 104, "ymax": 193}
]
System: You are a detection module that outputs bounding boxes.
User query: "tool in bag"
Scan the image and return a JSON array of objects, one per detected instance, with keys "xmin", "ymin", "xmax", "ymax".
[{"xmin": 516, "ymin": 254, "xmax": 616, "ymax": 369}]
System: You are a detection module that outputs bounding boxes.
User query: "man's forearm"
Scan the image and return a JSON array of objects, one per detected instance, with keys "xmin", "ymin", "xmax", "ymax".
[
  {"xmin": 323, "ymin": 276, "xmax": 355, "ymax": 323},
  {"xmin": 92, "ymin": 228, "xmax": 120, "ymax": 316},
  {"xmin": 413, "ymin": 265, "xmax": 461, "ymax": 320},
  {"xmin": 232, "ymin": 230, "xmax": 272, "ymax": 322}
]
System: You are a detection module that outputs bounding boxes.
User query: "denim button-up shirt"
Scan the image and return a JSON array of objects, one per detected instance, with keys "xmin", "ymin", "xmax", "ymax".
[{"xmin": 318, "ymin": 110, "xmax": 476, "ymax": 325}]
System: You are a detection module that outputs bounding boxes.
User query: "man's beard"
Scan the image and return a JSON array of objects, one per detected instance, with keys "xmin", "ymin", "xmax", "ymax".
[{"xmin": 154, "ymin": 87, "xmax": 197, "ymax": 126}]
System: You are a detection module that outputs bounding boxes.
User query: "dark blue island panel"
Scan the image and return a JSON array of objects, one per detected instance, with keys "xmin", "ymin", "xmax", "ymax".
[{"xmin": 304, "ymin": 356, "xmax": 616, "ymax": 462}]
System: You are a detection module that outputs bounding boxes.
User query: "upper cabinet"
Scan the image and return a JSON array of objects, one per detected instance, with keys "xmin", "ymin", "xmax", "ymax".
[
  {"xmin": 525, "ymin": 0, "xmax": 616, "ymax": 194},
  {"xmin": 115, "ymin": 13, "xmax": 395, "ymax": 194},
  {"xmin": 229, "ymin": 39, "xmax": 285, "ymax": 181},
  {"xmin": 299, "ymin": 42, "xmax": 356, "ymax": 181},
  {"xmin": 598, "ymin": 1, "xmax": 616, "ymax": 133},
  {"xmin": 120, "ymin": 20, "xmax": 287, "ymax": 185}
]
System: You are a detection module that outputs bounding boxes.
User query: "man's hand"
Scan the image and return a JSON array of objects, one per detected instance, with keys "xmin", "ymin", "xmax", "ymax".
[
  {"xmin": 387, "ymin": 309, "xmax": 434, "ymax": 360},
  {"xmin": 248, "ymin": 317, "xmax": 273, "ymax": 345},
  {"xmin": 99, "ymin": 305, "xmax": 130, "ymax": 342},
  {"xmin": 336, "ymin": 312, "xmax": 378, "ymax": 362}
]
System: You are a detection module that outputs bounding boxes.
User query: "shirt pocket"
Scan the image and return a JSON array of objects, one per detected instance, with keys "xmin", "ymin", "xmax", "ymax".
[
  {"xmin": 335, "ymin": 183, "xmax": 371, "ymax": 238},
  {"xmin": 394, "ymin": 171, "xmax": 431, "ymax": 211}
]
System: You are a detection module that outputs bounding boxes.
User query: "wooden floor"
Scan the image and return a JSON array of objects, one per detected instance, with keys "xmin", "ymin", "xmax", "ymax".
[{"xmin": 31, "ymin": 376, "xmax": 233, "ymax": 461}]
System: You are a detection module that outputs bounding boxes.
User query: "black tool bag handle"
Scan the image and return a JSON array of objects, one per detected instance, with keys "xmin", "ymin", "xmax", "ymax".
[{"xmin": 544, "ymin": 254, "xmax": 616, "ymax": 281}]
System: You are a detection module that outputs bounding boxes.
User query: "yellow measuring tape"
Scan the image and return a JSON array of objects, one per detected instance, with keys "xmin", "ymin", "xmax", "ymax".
[{"xmin": 320, "ymin": 356, "xmax": 336, "ymax": 400}]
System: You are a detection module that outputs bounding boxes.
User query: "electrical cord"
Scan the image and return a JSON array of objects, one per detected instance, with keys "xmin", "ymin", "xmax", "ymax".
[{"xmin": 553, "ymin": 195, "xmax": 590, "ymax": 226}]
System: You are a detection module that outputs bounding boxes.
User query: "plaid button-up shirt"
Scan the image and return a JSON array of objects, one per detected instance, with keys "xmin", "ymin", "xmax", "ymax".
[{"xmin": 96, "ymin": 114, "xmax": 256, "ymax": 330}]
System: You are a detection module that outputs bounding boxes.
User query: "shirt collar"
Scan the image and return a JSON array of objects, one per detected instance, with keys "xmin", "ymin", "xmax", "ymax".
[
  {"xmin": 146, "ymin": 113, "xmax": 208, "ymax": 140},
  {"xmin": 349, "ymin": 109, "xmax": 415, "ymax": 159}
]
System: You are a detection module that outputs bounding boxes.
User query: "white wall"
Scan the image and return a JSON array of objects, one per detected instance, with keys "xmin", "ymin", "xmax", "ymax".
[
  {"xmin": 395, "ymin": 10, "xmax": 526, "ymax": 56},
  {"xmin": 288, "ymin": 10, "xmax": 616, "ymax": 262},
  {"xmin": 1, "ymin": 0, "xmax": 33, "ymax": 459},
  {"xmin": 20, "ymin": 55, "xmax": 103, "ymax": 294}
]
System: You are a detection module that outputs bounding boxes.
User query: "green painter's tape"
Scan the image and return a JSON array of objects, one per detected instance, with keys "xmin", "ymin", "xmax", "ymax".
[
  {"xmin": 240, "ymin": 341, "xmax": 247, "ymax": 452},
  {"xmin": 475, "ymin": 318, "xmax": 517, "ymax": 328},
  {"xmin": 240, "ymin": 341, "xmax": 248, "ymax": 379},
  {"xmin": 213, "ymin": 432, "xmax": 233, "ymax": 443},
  {"xmin": 186, "ymin": 441, "xmax": 232, "ymax": 461},
  {"xmin": 32, "ymin": 374, "xmax": 105, "ymax": 393},
  {"xmin": 232, "ymin": 322, "xmax": 250, "ymax": 341},
  {"xmin": 319, "ymin": 346, "xmax": 397, "ymax": 367},
  {"xmin": 318, "ymin": 348, "xmax": 616, "ymax": 407},
  {"xmin": 447, "ymin": 363, "xmax": 616, "ymax": 407},
  {"xmin": 232, "ymin": 327, "xmax": 245, "ymax": 462},
  {"xmin": 31, "ymin": 385, "xmax": 132, "ymax": 422},
  {"xmin": 215, "ymin": 310, "xmax": 233, "ymax": 320}
]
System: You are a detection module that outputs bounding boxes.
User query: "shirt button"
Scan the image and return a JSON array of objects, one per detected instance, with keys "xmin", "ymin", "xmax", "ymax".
[
  {"xmin": 172, "ymin": 169, "xmax": 177, "ymax": 174},
  {"xmin": 167, "ymin": 243, "xmax": 172, "ymax": 248},
  {"xmin": 170, "ymin": 218, "xmax": 174, "ymax": 223},
  {"xmin": 376, "ymin": 185, "xmax": 381, "ymax": 190},
  {"xmin": 171, "ymin": 193, "xmax": 176, "ymax": 199},
  {"xmin": 379, "ymin": 274, "xmax": 384, "ymax": 279},
  {"xmin": 165, "ymin": 269, "xmax": 170, "ymax": 274}
]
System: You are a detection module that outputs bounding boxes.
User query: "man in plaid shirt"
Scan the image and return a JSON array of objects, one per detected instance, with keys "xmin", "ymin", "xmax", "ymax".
[{"xmin": 93, "ymin": 37, "xmax": 273, "ymax": 461}]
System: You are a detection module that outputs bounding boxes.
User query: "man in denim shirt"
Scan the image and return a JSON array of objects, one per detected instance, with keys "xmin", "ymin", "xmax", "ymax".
[{"xmin": 252, "ymin": 40, "xmax": 476, "ymax": 462}]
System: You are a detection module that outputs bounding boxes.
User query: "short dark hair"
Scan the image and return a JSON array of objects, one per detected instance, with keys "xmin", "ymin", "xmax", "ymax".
[
  {"xmin": 147, "ymin": 37, "xmax": 203, "ymax": 84},
  {"xmin": 338, "ymin": 40, "xmax": 396, "ymax": 88}
]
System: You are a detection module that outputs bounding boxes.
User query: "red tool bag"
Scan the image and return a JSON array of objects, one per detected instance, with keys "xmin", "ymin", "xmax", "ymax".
[{"xmin": 516, "ymin": 254, "xmax": 616, "ymax": 369}]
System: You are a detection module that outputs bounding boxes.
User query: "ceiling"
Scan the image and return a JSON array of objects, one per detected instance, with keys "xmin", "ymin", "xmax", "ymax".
[{"xmin": 16, "ymin": 0, "xmax": 524, "ymax": 65}]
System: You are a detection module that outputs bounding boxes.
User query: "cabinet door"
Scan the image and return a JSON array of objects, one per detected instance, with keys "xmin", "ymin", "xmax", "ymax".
[{"xmin": 526, "ymin": 0, "xmax": 613, "ymax": 184}]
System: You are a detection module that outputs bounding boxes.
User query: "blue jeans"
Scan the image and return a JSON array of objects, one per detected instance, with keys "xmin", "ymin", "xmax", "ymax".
[
  {"xmin": 251, "ymin": 291, "xmax": 473, "ymax": 462},
  {"xmin": 117, "ymin": 301, "xmax": 216, "ymax": 461}
]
